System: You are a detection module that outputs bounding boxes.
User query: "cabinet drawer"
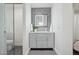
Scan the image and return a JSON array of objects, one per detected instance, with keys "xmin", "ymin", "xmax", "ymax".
[{"xmin": 36, "ymin": 37, "xmax": 47, "ymax": 41}]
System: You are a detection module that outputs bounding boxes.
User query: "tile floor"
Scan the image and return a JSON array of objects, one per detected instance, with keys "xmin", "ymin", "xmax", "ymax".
[
  {"xmin": 28, "ymin": 50, "xmax": 57, "ymax": 55},
  {"xmin": 7, "ymin": 46, "xmax": 22, "ymax": 55},
  {"xmin": 7, "ymin": 46, "xmax": 57, "ymax": 55}
]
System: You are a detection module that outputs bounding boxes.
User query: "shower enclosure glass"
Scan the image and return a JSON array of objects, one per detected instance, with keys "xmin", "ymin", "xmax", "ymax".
[
  {"xmin": 0, "ymin": 3, "xmax": 23, "ymax": 55},
  {"xmin": 5, "ymin": 4, "xmax": 14, "ymax": 55}
]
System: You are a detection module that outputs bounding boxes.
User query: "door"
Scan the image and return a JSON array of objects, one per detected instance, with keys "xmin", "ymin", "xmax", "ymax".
[{"xmin": 0, "ymin": 4, "xmax": 7, "ymax": 55}]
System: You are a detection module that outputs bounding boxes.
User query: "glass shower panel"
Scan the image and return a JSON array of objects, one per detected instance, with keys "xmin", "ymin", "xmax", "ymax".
[
  {"xmin": 5, "ymin": 4, "xmax": 14, "ymax": 55},
  {"xmin": 0, "ymin": 4, "xmax": 7, "ymax": 55}
]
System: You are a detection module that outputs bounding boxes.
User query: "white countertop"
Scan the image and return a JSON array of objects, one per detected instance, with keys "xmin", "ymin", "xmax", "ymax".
[{"xmin": 29, "ymin": 31, "xmax": 53, "ymax": 33}]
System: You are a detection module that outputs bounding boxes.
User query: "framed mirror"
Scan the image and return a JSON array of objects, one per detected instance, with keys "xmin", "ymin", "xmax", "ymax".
[{"xmin": 35, "ymin": 15, "xmax": 47, "ymax": 26}]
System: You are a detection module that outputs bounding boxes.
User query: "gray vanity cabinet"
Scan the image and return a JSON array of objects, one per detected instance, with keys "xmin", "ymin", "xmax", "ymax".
[
  {"xmin": 29, "ymin": 34, "xmax": 37, "ymax": 48},
  {"xmin": 29, "ymin": 33, "xmax": 53, "ymax": 48}
]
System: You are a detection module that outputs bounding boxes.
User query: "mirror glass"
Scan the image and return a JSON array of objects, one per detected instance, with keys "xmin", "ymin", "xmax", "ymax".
[{"xmin": 35, "ymin": 15, "xmax": 47, "ymax": 26}]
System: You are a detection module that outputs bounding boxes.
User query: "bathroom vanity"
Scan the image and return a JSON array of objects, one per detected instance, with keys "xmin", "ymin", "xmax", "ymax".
[
  {"xmin": 30, "ymin": 8, "xmax": 53, "ymax": 49},
  {"xmin": 29, "ymin": 32, "xmax": 54, "ymax": 49}
]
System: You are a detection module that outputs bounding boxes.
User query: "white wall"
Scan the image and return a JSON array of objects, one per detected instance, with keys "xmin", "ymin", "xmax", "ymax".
[
  {"xmin": 52, "ymin": 3, "xmax": 63, "ymax": 54},
  {"xmin": 23, "ymin": 4, "xmax": 31, "ymax": 55},
  {"xmin": 62, "ymin": 4, "xmax": 73, "ymax": 55},
  {"xmin": 73, "ymin": 14, "xmax": 79, "ymax": 41},
  {"xmin": 52, "ymin": 3, "xmax": 73, "ymax": 55},
  {"xmin": 14, "ymin": 4, "xmax": 23, "ymax": 46}
]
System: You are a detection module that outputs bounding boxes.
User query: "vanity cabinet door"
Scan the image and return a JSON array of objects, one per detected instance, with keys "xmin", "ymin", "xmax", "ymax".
[
  {"xmin": 36, "ymin": 34, "xmax": 48, "ymax": 48},
  {"xmin": 48, "ymin": 33, "xmax": 53, "ymax": 48},
  {"xmin": 37, "ymin": 40, "xmax": 47, "ymax": 48},
  {"xmin": 29, "ymin": 34, "xmax": 36, "ymax": 48}
]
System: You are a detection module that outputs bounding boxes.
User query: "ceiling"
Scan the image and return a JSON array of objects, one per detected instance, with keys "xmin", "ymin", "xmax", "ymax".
[{"xmin": 31, "ymin": 3, "xmax": 53, "ymax": 8}]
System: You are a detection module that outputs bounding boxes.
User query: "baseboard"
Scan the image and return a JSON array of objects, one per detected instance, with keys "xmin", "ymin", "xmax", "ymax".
[
  {"xmin": 55, "ymin": 48, "xmax": 73, "ymax": 55},
  {"xmin": 23, "ymin": 48, "xmax": 30, "ymax": 55},
  {"xmin": 31, "ymin": 48, "xmax": 53, "ymax": 50},
  {"xmin": 54, "ymin": 48, "xmax": 60, "ymax": 55}
]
